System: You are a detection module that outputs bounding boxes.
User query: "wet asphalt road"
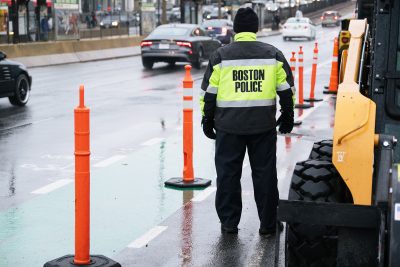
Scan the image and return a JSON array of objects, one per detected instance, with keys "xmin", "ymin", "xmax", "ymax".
[
  {"xmin": 0, "ymin": 21, "xmax": 346, "ymax": 266},
  {"xmin": 0, "ymin": 25, "xmax": 341, "ymax": 212}
]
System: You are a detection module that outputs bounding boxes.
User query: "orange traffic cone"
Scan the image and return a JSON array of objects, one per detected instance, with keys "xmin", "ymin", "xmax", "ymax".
[{"xmin": 324, "ymin": 37, "xmax": 339, "ymax": 94}]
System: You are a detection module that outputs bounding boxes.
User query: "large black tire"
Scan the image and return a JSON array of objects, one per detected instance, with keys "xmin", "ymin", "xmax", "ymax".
[
  {"xmin": 142, "ymin": 58, "xmax": 154, "ymax": 70},
  {"xmin": 286, "ymin": 159, "xmax": 350, "ymax": 267},
  {"xmin": 9, "ymin": 74, "xmax": 30, "ymax": 106},
  {"xmin": 309, "ymin": 140, "xmax": 333, "ymax": 160}
]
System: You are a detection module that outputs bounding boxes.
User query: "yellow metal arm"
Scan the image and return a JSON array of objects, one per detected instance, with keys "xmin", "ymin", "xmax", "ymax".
[{"xmin": 332, "ymin": 19, "xmax": 376, "ymax": 205}]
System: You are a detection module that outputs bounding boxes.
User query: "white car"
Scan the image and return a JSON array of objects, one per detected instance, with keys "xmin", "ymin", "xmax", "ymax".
[{"xmin": 282, "ymin": 17, "xmax": 317, "ymax": 41}]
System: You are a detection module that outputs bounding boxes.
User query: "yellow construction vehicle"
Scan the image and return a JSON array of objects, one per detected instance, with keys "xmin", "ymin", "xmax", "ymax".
[{"xmin": 277, "ymin": 0, "xmax": 400, "ymax": 266}]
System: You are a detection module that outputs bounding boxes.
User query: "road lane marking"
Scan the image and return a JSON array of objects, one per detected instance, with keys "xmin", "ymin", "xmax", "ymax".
[
  {"xmin": 140, "ymin": 137, "xmax": 165, "ymax": 146},
  {"xmin": 31, "ymin": 179, "xmax": 73, "ymax": 194},
  {"xmin": 243, "ymin": 163, "xmax": 249, "ymax": 168},
  {"xmin": 192, "ymin": 187, "xmax": 217, "ymax": 202},
  {"xmin": 93, "ymin": 155, "xmax": 126, "ymax": 168},
  {"xmin": 127, "ymin": 226, "xmax": 168, "ymax": 248}
]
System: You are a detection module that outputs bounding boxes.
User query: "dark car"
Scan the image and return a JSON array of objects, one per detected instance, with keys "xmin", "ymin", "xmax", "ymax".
[
  {"xmin": 99, "ymin": 15, "xmax": 120, "ymax": 28},
  {"xmin": 0, "ymin": 52, "xmax": 32, "ymax": 106},
  {"xmin": 201, "ymin": 19, "xmax": 234, "ymax": 45},
  {"xmin": 204, "ymin": 7, "xmax": 229, "ymax": 20},
  {"xmin": 321, "ymin": 11, "xmax": 341, "ymax": 27},
  {"xmin": 140, "ymin": 24, "xmax": 221, "ymax": 70}
]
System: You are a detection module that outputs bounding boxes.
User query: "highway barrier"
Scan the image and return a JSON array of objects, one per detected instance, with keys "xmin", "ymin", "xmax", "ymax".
[
  {"xmin": 44, "ymin": 86, "xmax": 121, "ymax": 267},
  {"xmin": 324, "ymin": 37, "xmax": 339, "ymax": 94},
  {"xmin": 164, "ymin": 65, "xmax": 211, "ymax": 189},
  {"xmin": 295, "ymin": 46, "xmax": 313, "ymax": 109},
  {"xmin": 305, "ymin": 42, "xmax": 322, "ymax": 102}
]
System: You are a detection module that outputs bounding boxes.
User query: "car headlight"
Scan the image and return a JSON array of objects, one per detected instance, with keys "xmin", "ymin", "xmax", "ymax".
[
  {"xmin": 100, "ymin": 22, "xmax": 104, "ymax": 26},
  {"xmin": 112, "ymin": 21, "xmax": 118, "ymax": 26}
]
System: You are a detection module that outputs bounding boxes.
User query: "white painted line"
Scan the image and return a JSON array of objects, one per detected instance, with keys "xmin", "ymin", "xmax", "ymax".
[
  {"xmin": 192, "ymin": 187, "xmax": 217, "ymax": 202},
  {"xmin": 140, "ymin": 137, "xmax": 165, "ymax": 146},
  {"xmin": 93, "ymin": 155, "xmax": 126, "ymax": 168},
  {"xmin": 32, "ymin": 117, "xmax": 55, "ymax": 125},
  {"xmin": 127, "ymin": 226, "xmax": 168, "ymax": 248},
  {"xmin": 243, "ymin": 163, "xmax": 249, "ymax": 169},
  {"xmin": 31, "ymin": 179, "xmax": 73, "ymax": 194},
  {"xmin": 296, "ymin": 95, "xmax": 330, "ymax": 122}
]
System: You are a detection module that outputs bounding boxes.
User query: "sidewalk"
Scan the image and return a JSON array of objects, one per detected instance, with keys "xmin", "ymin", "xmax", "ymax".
[
  {"xmin": 15, "ymin": 29, "xmax": 281, "ymax": 68},
  {"xmin": 12, "ymin": 0, "xmax": 355, "ymax": 68}
]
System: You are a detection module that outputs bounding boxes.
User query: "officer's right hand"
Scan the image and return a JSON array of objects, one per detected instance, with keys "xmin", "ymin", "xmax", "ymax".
[
  {"xmin": 201, "ymin": 117, "xmax": 216, "ymax": 140},
  {"xmin": 277, "ymin": 114, "xmax": 294, "ymax": 134}
]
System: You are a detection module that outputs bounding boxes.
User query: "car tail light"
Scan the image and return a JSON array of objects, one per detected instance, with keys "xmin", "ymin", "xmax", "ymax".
[
  {"xmin": 176, "ymin": 41, "xmax": 192, "ymax": 48},
  {"xmin": 341, "ymin": 37, "xmax": 350, "ymax": 43},
  {"xmin": 321, "ymin": 16, "xmax": 324, "ymax": 20},
  {"xmin": 334, "ymin": 16, "xmax": 338, "ymax": 20},
  {"xmin": 222, "ymin": 27, "xmax": 227, "ymax": 35},
  {"xmin": 141, "ymin": 41, "xmax": 152, "ymax": 47},
  {"xmin": 207, "ymin": 26, "xmax": 213, "ymax": 30}
]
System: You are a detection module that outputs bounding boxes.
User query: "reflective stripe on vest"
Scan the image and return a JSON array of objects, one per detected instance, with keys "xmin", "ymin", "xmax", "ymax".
[
  {"xmin": 206, "ymin": 86, "xmax": 218, "ymax": 94},
  {"xmin": 277, "ymin": 82, "xmax": 291, "ymax": 91},
  {"xmin": 217, "ymin": 99, "xmax": 276, "ymax": 108},
  {"xmin": 221, "ymin": 59, "xmax": 277, "ymax": 68}
]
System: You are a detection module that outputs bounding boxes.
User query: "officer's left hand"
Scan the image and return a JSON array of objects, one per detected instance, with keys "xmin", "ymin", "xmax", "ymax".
[
  {"xmin": 277, "ymin": 114, "xmax": 294, "ymax": 134},
  {"xmin": 201, "ymin": 117, "xmax": 216, "ymax": 140}
]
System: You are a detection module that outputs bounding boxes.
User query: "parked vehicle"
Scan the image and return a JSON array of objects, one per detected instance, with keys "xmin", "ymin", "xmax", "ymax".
[
  {"xmin": 201, "ymin": 19, "xmax": 234, "ymax": 45},
  {"xmin": 0, "ymin": 52, "xmax": 32, "ymax": 106},
  {"xmin": 204, "ymin": 7, "xmax": 229, "ymax": 20},
  {"xmin": 321, "ymin": 11, "xmax": 341, "ymax": 27},
  {"xmin": 282, "ymin": 17, "xmax": 317, "ymax": 41},
  {"xmin": 99, "ymin": 16, "xmax": 119, "ymax": 28},
  {"xmin": 140, "ymin": 24, "xmax": 221, "ymax": 70}
]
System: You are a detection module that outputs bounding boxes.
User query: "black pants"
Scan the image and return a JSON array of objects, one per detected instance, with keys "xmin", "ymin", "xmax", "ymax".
[{"xmin": 215, "ymin": 129, "xmax": 278, "ymax": 229}]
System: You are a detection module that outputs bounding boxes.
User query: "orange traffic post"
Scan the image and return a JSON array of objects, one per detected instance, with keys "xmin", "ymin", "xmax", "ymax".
[
  {"xmin": 324, "ymin": 37, "xmax": 339, "ymax": 94},
  {"xmin": 295, "ymin": 46, "xmax": 312, "ymax": 109},
  {"xmin": 289, "ymin": 52, "xmax": 302, "ymax": 126},
  {"xmin": 290, "ymin": 51, "xmax": 296, "ymax": 82},
  {"xmin": 165, "ymin": 65, "xmax": 211, "ymax": 189},
  {"xmin": 305, "ymin": 42, "xmax": 322, "ymax": 102},
  {"xmin": 44, "ymin": 86, "xmax": 121, "ymax": 267}
]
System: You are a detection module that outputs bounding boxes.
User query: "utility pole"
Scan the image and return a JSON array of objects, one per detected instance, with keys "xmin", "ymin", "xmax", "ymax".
[
  {"xmin": 157, "ymin": 0, "xmax": 160, "ymax": 25},
  {"xmin": 11, "ymin": 0, "xmax": 18, "ymax": 44},
  {"xmin": 161, "ymin": 0, "xmax": 167, "ymax": 24},
  {"xmin": 180, "ymin": 0, "xmax": 185, "ymax": 23},
  {"xmin": 218, "ymin": 0, "xmax": 222, "ymax": 19}
]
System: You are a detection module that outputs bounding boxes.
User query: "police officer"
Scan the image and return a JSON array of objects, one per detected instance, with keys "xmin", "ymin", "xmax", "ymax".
[{"xmin": 200, "ymin": 7, "xmax": 295, "ymax": 235}]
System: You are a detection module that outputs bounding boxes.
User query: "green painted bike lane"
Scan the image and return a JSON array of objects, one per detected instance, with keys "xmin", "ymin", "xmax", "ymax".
[{"xmin": 0, "ymin": 130, "xmax": 216, "ymax": 266}]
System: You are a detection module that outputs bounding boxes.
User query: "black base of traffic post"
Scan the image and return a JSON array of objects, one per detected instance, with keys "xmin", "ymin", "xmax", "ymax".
[
  {"xmin": 304, "ymin": 98, "xmax": 323, "ymax": 102},
  {"xmin": 294, "ymin": 120, "xmax": 302, "ymax": 126},
  {"xmin": 295, "ymin": 103, "xmax": 313, "ymax": 109},
  {"xmin": 165, "ymin": 177, "xmax": 211, "ymax": 189},
  {"xmin": 44, "ymin": 255, "xmax": 121, "ymax": 267},
  {"xmin": 323, "ymin": 90, "xmax": 337, "ymax": 94}
]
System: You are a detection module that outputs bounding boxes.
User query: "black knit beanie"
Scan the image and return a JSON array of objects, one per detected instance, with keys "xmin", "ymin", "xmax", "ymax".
[{"xmin": 234, "ymin": 7, "xmax": 259, "ymax": 33}]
